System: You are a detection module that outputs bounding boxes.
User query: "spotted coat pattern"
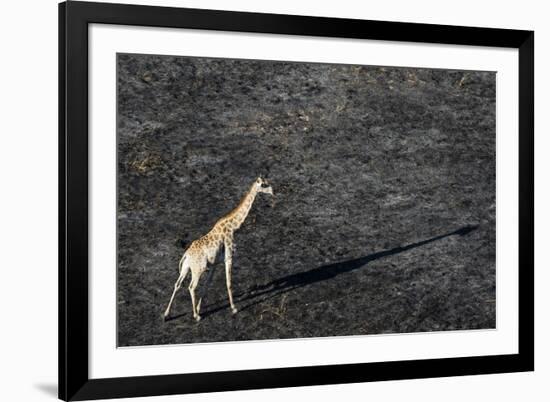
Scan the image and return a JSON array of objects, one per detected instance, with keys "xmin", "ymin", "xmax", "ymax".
[{"xmin": 164, "ymin": 177, "xmax": 273, "ymax": 321}]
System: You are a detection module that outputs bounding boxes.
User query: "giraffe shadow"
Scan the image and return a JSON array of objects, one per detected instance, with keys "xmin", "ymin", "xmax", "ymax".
[
  {"xmin": 198, "ymin": 225, "xmax": 479, "ymax": 317},
  {"xmin": 165, "ymin": 225, "xmax": 480, "ymax": 321}
]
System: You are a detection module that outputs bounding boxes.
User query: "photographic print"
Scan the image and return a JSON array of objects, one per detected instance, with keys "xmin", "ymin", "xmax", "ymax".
[{"xmin": 116, "ymin": 53, "xmax": 496, "ymax": 347}]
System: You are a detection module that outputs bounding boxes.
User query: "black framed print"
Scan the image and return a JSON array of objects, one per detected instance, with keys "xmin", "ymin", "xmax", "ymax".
[{"xmin": 59, "ymin": 1, "xmax": 534, "ymax": 400}]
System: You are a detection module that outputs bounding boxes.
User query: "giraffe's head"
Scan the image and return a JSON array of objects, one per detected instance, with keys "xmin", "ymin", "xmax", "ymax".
[{"xmin": 255, "ymin": 177, "xmax": 273, "ymax": 195}]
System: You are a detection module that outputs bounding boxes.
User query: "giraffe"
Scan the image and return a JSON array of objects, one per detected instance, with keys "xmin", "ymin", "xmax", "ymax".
[{"xmin": 164, "ymin": 177, "xmax": 273, "ymax": 321}]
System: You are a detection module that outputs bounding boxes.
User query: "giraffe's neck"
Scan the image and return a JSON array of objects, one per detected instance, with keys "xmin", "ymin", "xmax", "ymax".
[{"xmin": 229, "ymin": 184, "xmax": 258, "ymax": 228}]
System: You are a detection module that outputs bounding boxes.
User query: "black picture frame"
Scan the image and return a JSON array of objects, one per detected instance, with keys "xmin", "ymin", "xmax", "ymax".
[{"xmin": 59, "ymin": 1, "xmax": 534, "ymax": 400}]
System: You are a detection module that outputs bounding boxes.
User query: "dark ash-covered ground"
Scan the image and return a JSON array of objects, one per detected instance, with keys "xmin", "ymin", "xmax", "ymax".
[{"xmin": 117, "ymin": 53, "xmax": 495, "ymax": 347}]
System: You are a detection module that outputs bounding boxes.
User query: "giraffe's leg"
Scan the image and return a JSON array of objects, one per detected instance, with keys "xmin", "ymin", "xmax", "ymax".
[
  {"xmin": 196, "ymin": 297, "xmax": 202, "ymax": 314},
  {"xmin": 164, "ymin": 268, "xmax": 187, "ymax": 319},
  {"xmin": 224, "ymin": 238, "xmax": 238, "ymax": 314},
  {"xmin": 189, "ymin": 270, "xmax": 202, "ymax": 322},
  {"xmin": 196, "ymin": 263, "xmax": 218, "ymax": 313}
]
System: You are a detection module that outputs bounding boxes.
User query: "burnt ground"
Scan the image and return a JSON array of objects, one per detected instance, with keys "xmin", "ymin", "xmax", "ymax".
[{"xmin": 116, "ymin": 53, "xmax": 496, "ymax": 347}]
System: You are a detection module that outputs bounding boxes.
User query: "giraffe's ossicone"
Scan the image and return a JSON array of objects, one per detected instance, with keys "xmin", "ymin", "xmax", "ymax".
[{"xmin": 164, "ymin": 177, "xmax": 274, "ymax": 322}]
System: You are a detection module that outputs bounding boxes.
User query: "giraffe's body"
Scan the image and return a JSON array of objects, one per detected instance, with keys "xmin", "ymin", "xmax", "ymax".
[{"xmin": 164, "ymin": 177, "xmax": 273, "ymax": 321}]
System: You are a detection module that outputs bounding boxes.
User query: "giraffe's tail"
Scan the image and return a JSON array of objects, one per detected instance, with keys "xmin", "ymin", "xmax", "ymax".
[{"xmin": 176, "ymin": 238, "xmax": 187, "ymax": 249}]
